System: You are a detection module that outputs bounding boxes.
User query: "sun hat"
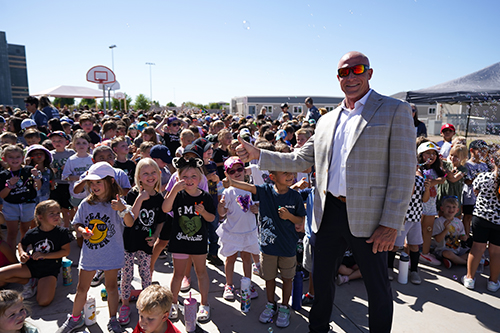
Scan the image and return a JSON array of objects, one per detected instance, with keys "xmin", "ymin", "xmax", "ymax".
[
  {"xmin": 224, "ymin": 156, "xmax": 244, "ymax": 171},
  {"xmin": 150, "ymin": 144, "xmax": 173, "ymax": 164},
  {"xmin": 417, "ymin": 142, "xmax": 440, "ymax": 155},
  {"xmin": 77, "ymin": 162, "xmax": 115, "ymax": 183},
  {"xmin": 25, "ymin": 144, "xmax": 53, "ymax": 164},
  {"xmin": 21, "ymin": 119, "xmax": 37, "ymax": 130}
]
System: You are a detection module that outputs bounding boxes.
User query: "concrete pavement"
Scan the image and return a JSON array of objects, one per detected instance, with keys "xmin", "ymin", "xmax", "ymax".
[{"xmin": 14, "ymin": 239, "xmax": 500, "ymax": 332}]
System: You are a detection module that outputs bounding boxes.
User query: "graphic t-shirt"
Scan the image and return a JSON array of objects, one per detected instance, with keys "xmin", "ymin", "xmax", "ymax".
[
  {"xmin": 473, "ymin": 172, "xmax": 500, "ymax": 225},
  {"xmin": 114, "ymin": 160, "xmax": 137, "ymax": 187},
  {"xmin": 21, "ymin": 225, "xmax": 72, "ymax": 273},
  {"xmin": 50, "ymin": 149, "xmax": 75, "ymax": 184},
  {"xmin": 62, "ymin": 154, "xmax": 94, "ymax": 198},
  {"xmin": 220, "ymin": 187, "xmax": 257, "ymax": 234},
  {"xmin": 124, "ymin": 189, "xmax": 167, "ymax": 254},
  {"xmin": 254, "ymin": 184, "xmax": 306, "ymax": 257},
  {"xmin": 0, "ymin": 166, "xmax": 38, "ymax": 204},
  {"xmin": 168, "ymin": 190, "xmax": 215, "ymax": 255},
  {"xmin": 163, "ymin": 132, "xmax": 181, "ymax": 157},
  {"xmin": 432, "ymin": 216, "xmax": 465, "ymax": 250},
  {"xmin": 71, "ymin": 199, "xmax": 127, "ymax": 270}
]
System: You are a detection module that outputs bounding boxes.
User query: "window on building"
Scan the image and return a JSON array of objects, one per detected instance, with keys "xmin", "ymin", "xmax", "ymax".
[
  {"xmin": 326, "ymin": 106, "xmax": 335, "ymax": 112},
  {"xmin": 263, "ymin": 105, "xmax": 273, "ymax": 114},
  {"xmin": 248, "ymin": 105, "xmax": 256, "ymax": 114},
  {"xmin": 428, "ymin": 107, "xmax": 436, "ymax": 115},
  {"xmin": 293, "ymin": 106, "xmax": 302, "ymax": 114}
]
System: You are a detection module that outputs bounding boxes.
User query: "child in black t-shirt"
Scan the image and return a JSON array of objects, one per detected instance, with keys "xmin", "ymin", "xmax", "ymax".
[
  {"xmin": 112, "ymin": 136, "xmax": 136, "ymax": 187},
  {"xmin": 119, "ymin": 158, "xmax": 166, "ymax": 325},
  {"xmin": 0, "ymin": 200, "xmax": 71, "ymax": 306},
  {"xmin": 162, "ymin": 157, "xmax": 215, "ymax": 322},
  {"xmin": 0, "ymin": 145, "xmax": 42, "ymax": 249}
]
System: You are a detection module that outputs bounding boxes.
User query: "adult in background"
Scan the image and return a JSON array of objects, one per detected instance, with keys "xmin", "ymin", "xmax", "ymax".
[
  {"xmin": 412, "ymin": 103, "xmax": 427, "ymax": 137},
  {"xmin": 304, "ymin": 97, "xmax": 321, "ymax": 122},
  {"xmin": 39, "ymin": 96, "xmax": 60, "ymax": 120},
  {"xmin": 236, "ymin": 51, "xmax": 415, "ymax": 333},
  {"xmin": 24, "ymin": 96, "xmax": 48, "ymax": 133}
]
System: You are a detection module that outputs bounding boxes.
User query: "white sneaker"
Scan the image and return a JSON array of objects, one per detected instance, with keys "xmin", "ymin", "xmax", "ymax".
[
  {"xmin": 21, "ymin": 278, "xmax": 37, "ymax": 299},
  {"xmin": 419, "ymin": 253, "xmax": 441, "ymax": 266},
  {"xmin": 487, "ymin": 280, "xmax": 500, "ymax": 292},
  {"xmin": 462, "ymin": 275, "xmax": 475, "ymax": 289}
]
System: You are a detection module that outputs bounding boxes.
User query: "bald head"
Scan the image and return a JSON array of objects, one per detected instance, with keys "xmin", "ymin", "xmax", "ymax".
[{"xmin": 338, "ymin": 51, "xmax": 370, "ymax": 69}]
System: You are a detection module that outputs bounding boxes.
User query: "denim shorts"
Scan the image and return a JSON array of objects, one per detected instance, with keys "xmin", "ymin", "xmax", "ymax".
[{"xmin": 3, "ymin": 201, "xmax": 36, "ymax": 222}]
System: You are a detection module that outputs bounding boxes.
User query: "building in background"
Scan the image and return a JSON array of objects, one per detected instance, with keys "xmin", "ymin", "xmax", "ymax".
[
  {"xmin": 0, "ymin": 31, "xmax": 29, "ymax": 108},
  {"xmin": 230, "ymin": 95, "xmax": 343, "ymax": 119}
]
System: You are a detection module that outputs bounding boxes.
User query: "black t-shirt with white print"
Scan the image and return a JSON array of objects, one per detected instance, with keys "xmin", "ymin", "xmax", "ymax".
[
  {"xmin": 21, "ymin": 225, "xmax": 72, "ymax": 273},
  {"xmin": 0, "ymin": 166, "xmax": 38, "ymax": 204},
  {"xmin": 162, "ymin": 132, "xmax": 181, "ymax": 157},
  {"xmin": 124, "ymin": 188, "xmax": 167, "ymax": 254},
  {"xmin": 168, "ymin": 190, "xmax": 215, "ymax": 255}
]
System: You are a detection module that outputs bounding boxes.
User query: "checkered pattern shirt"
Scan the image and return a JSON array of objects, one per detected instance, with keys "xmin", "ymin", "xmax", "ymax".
[{"xmin": 405, "ymin": 175, "xmax": 425, "ymax": 223}]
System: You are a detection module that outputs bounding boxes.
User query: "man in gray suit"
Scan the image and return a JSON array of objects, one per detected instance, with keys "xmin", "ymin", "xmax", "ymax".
[{"xmin": 236, "ymin": 51, "xmax": 415, "ymax": 332}]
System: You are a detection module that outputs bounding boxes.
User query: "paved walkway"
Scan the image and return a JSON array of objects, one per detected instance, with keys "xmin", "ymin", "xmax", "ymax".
[{"xmin": 16, "ymin": 239, "xmax": 500, "ymax": 332}]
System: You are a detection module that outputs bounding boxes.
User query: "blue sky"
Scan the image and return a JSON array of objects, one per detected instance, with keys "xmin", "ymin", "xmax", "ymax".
[{"xmin": 2, "ymin": 0, "xmax": 499, "ymax": 105}]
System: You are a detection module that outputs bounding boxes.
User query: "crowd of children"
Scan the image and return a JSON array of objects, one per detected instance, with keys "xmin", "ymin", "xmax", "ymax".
[{"xmin": 0, "ymin": 97, "xmax": 498, "ymax": 333}]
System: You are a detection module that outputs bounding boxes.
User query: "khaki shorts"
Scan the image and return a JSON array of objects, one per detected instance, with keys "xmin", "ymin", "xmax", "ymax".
[{"xmin": 260, "ymin": 252, "xmax": 296, "ymax": 281}]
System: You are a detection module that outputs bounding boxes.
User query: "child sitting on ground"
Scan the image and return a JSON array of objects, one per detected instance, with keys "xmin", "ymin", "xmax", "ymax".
[
  {"xmin": 132, "ymin": 284, "xmax": 181, "ymax": 333},
  {"xmin": 223, "ymin": 168, "xmax": 306, "ymax": 329},
  {"xmin": 432, "ymin": 197, "xmax": 469, "ymax": 268}
]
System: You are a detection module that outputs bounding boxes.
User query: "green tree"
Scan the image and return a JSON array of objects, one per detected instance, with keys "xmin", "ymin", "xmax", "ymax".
[
  {"xmin": 166, "ymin": 102, "xmax": 176, "ymax": 107},
  {"xmin": 53, "ymin": 97, "xmax": 75, "ymax": 107},
  {"xmin": 184, "ymin": 101, "xmax": 205, "ymax": 109},
  {"xmin": 134, "ymin": 94, "xmax": 151, "ymax": 111},
  {"xmin": 208, "ymin": 103, "xmax": 220, "ymax": 109},
  {"xmin": 79, "ymin": 98, "xmax": 96, "ymax": 108},
  {"xmin": 113, "ymin": 93, "xmax": 133, "ymax": 111}
]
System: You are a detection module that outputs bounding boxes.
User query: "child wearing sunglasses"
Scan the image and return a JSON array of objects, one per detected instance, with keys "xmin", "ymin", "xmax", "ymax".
[{"xmin": 217, "ymin": 157, "xmax": 260, "ymax": 301}]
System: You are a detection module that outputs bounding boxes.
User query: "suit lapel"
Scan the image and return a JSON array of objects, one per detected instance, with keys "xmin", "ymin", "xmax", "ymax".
[
  {"xmin": 346, "ymin": 90, "xmax": 383, "ymax": 156},
  {"xmin": 327, "ymin": 106, "xmax": 342, "ymax": 164}
]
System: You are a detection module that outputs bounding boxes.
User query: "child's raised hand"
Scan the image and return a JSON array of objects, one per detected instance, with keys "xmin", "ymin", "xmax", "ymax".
[
  {"xmin": 172, "ymin": 178, "xmax": 186, "ymax": 192},
  {"xmin": 111, "ymin": 194, "xmax": 126, "ymax": 211},
  {"xmin": 81, "ymin": 226, "xmax": 93, "ymax": 240},
  {"xmin": 195, "ymin": 201, "xmax": 205, "ymax": 215},
  {"xmin": 219, "ymin": 195, "xmax": 226, "ymax": 207},
  {"xmin": 207, "ymin": 172, "xmax": 219, "ymax": 183},
  {"xmin": 138, "ymin": 186, "xmax": 150, "ymax": 201},
  {"xmin": 7, "ymin": 176, "xmax": 19, "ymax": 187},
  {"xmin": 294, "ymin": 177, "xmax": 309, "ymax": 190},
  {"xmin": 31, "ymin": 166, "xmax": 41, "ymax": 176}
]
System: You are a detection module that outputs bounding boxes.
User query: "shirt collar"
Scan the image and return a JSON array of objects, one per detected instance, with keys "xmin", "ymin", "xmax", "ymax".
[{"xmin": 341, "ymin": 89, "xmax": 373, "ymax": 112}]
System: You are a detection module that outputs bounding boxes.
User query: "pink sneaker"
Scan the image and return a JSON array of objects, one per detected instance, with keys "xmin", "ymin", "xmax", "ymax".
[
  {"xmin": 180, "ymin": 276, "xmax": 191, "ymax": 292},
  {"xmin": 419, "ymin": 253, "xmax": 441, "ymax": 266}
]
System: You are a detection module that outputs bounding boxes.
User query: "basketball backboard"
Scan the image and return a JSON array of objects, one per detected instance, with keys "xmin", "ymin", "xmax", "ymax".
[{"xmin": 86, "ymin": 65, "xmax": 116, "ymax": 84}]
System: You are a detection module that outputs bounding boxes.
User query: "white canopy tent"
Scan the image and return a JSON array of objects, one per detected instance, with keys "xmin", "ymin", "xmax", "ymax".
[{"xmin": 32, "ymin": 85, "xmax": 111, "ymax": 99}]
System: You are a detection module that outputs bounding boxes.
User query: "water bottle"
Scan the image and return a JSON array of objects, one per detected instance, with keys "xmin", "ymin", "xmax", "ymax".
[
  {"xmin": 477, "ymin": 256, "xmax": 485, "ymax": 274},
  {"xmin": 268, "ymin": 327, "xmax": 274, "ymax": 333},
  {"xmin": 398, "ymin": 253, "xmax": 410, "ymax": 285},
  {"xmin": 62, "ymin": 258, "xmax": 73, "ymax": 286},
  {"xmin": 184, "ymin": 292, "xmax": 197, "ymax": 332},
  {"xmin": 84, "ymin": 296, "xmax": 97, "ymax": 326},
  {"xmin": 100, "ymin": 287, "xmax": 107, "ymax": 299},
  {"xmin": 291, "ymin": 270, "xmax": 303, "ymax": 310},
  {"xmin": 240, "ymin": 277, "xmax": 251, "ymax": 313}
]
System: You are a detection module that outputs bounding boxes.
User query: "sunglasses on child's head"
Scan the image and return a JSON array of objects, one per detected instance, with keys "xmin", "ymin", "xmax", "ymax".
[{"xmin": 227, "ymin": 167, "xmax": 244, "ymax": 175}]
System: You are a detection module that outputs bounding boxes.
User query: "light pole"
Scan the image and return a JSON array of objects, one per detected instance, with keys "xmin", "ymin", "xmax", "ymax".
[
  {"xmin": 146, "ymin": 62, "xmax": 155, "ymax": 102},
  {"xmin": 109, "ymin": 45, "xmax": 117, "ymax": 72}
]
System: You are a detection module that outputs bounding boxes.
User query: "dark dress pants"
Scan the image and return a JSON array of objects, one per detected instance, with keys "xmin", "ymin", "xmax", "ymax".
[{"xmin": 308, "ymin": 193, "xmax": 393, "ymax": 333}]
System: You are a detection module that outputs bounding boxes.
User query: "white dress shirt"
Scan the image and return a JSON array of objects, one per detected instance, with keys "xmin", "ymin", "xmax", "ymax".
[{"xmin": 328, "ymin": 89, "xmax": 372, "ymax": 197}]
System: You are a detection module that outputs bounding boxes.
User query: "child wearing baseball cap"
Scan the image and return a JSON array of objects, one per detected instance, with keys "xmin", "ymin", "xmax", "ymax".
[{"xmin": 438, "ymin": 123, "xmax": 455, "ymax": 158}]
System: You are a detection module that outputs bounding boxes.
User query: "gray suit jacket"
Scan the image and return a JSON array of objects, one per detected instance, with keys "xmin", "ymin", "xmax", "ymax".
[{"xmin": 260, "ymin": 90, "xmax": 416, "ymax": 237}]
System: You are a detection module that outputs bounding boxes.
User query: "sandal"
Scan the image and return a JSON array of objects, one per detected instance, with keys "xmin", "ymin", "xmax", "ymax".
[
  {"xmin": 197, "ymin": 304, "xmax": 210, "ymax": 322},
  {"xmin": 169, "ymin": 303, "xmax": 179, "ymax": 320}
]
